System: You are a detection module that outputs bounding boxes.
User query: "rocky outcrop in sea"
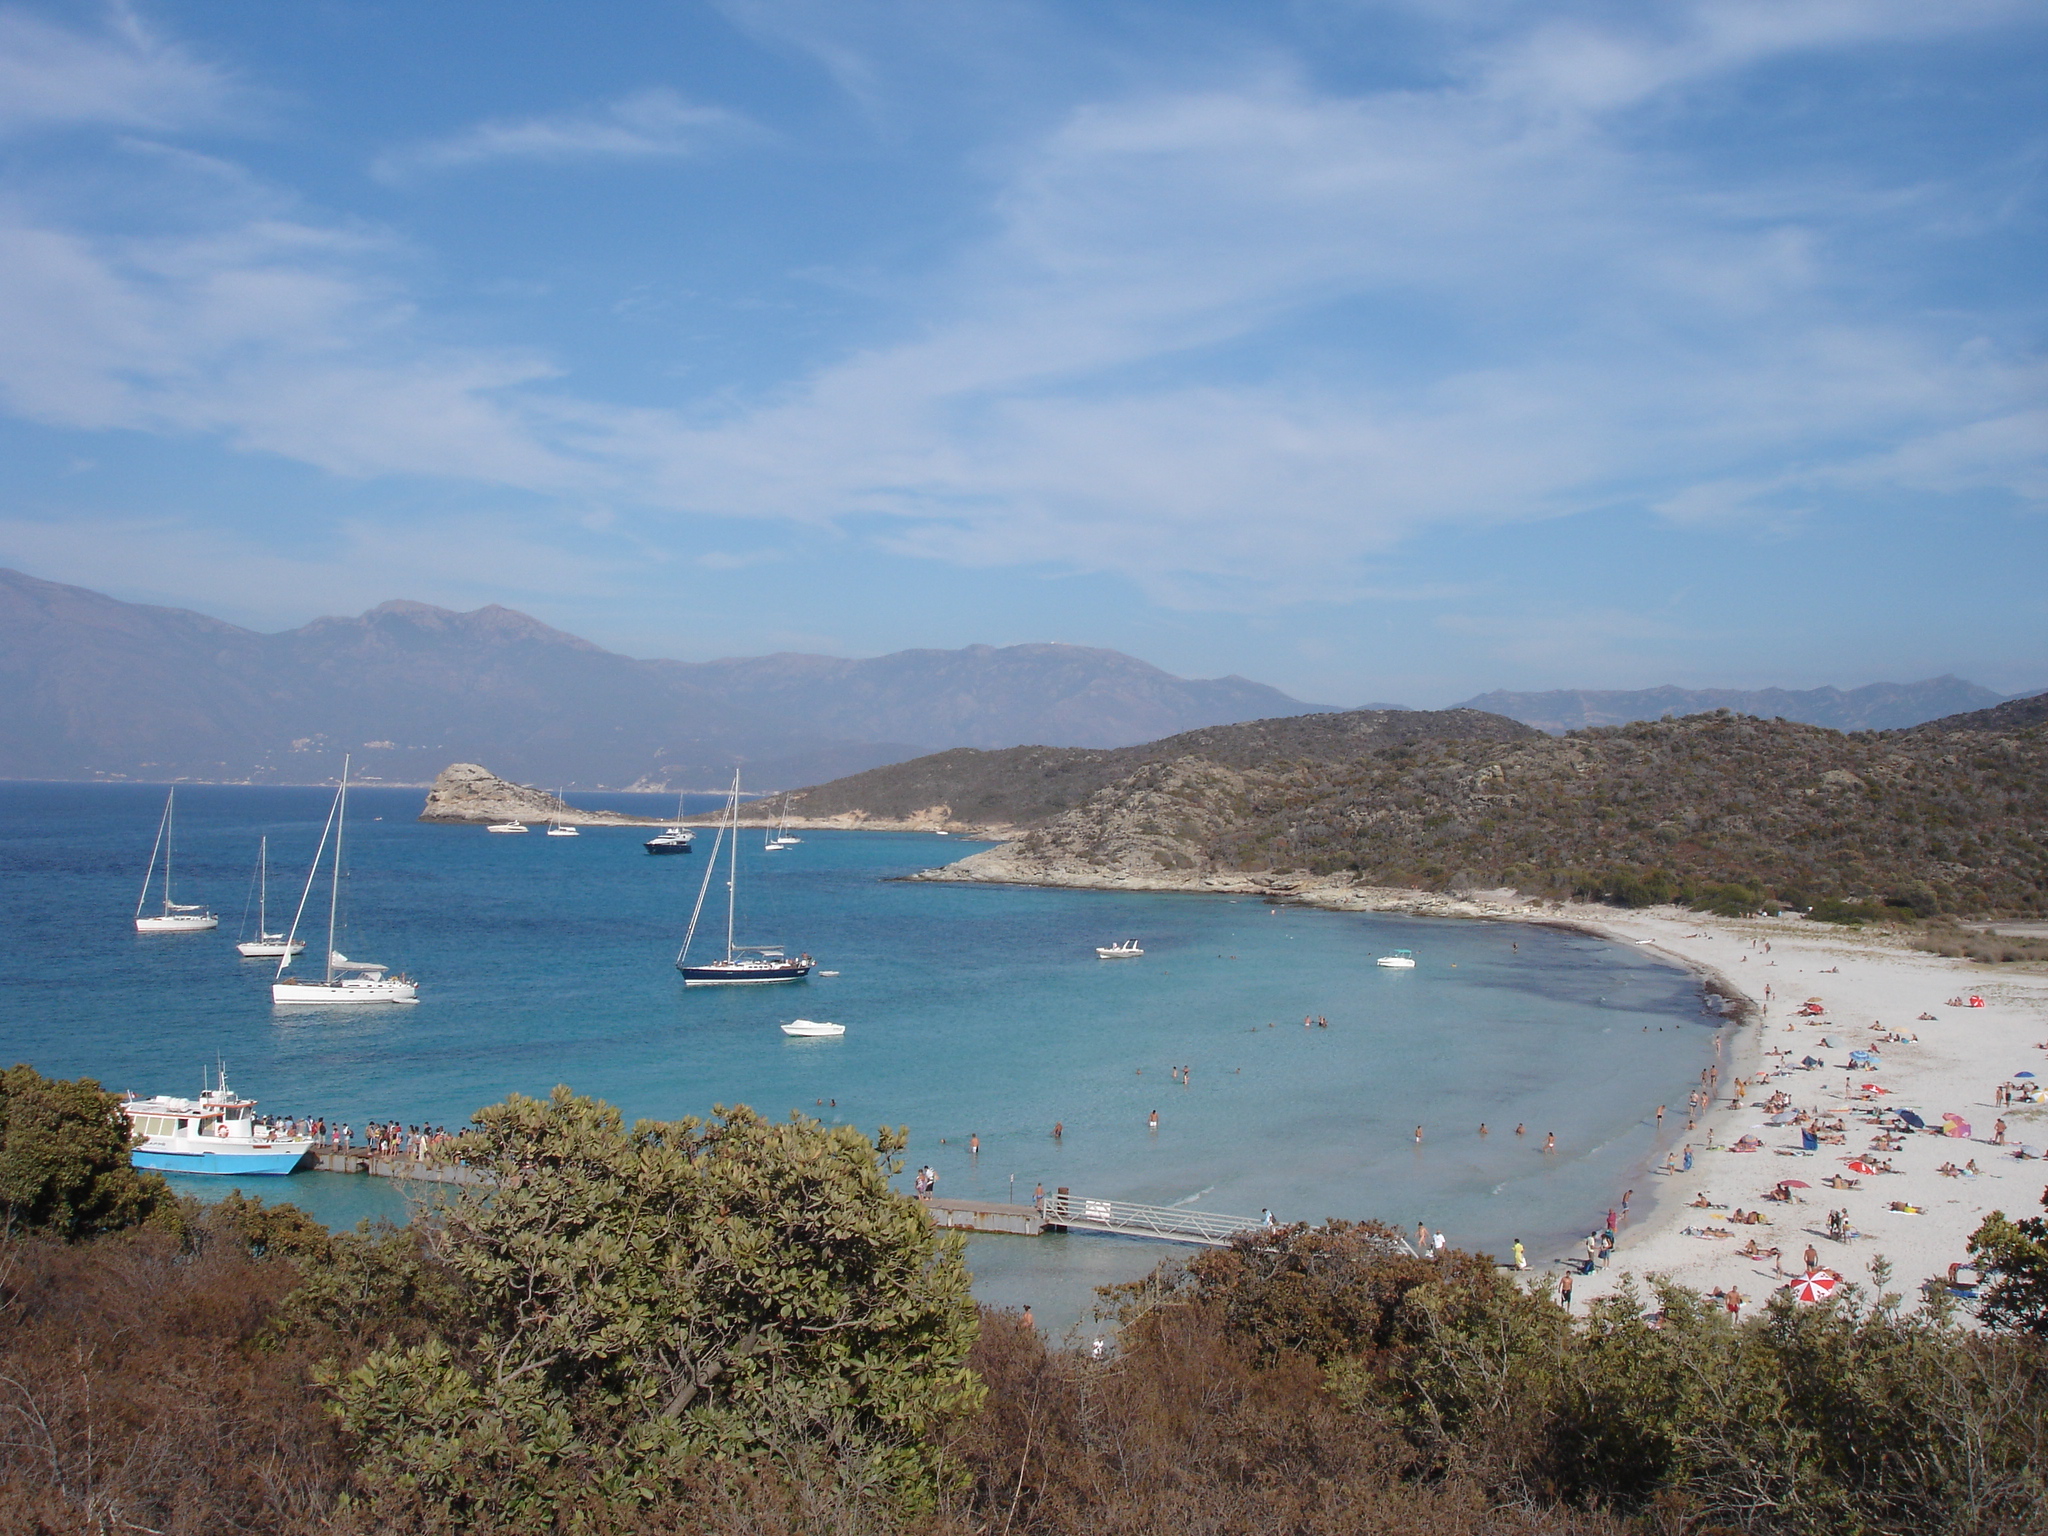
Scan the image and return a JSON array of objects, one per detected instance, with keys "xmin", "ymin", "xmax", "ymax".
[{"xmin": 417, "ymin": 763, "xmax": 666, "ymax": 825}]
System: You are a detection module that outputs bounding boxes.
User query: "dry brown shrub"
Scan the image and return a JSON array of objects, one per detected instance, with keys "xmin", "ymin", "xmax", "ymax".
[
  {"xmin": 940, "ymin": 1305, "xmax": 1623, "ymax": 1536},
  {"xmin": 0, "ymin": 1232, "xmax": 344, "ymax": 1535}
]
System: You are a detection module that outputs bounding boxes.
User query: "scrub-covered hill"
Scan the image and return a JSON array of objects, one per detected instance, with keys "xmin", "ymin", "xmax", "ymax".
[
  {"xmin": 780, "ymin": 708, "xmax": 1538, "ymax": 829},
  {"xmin": 919, "ymin": 710, "xmax": 2047, "ymax": 917}
]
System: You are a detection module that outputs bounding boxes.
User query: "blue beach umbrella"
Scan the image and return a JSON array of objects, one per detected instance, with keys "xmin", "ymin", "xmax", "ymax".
[
  {"xmin": 1897, "ymin": 1109, "xmax": 1926, "ymax": 1129},
  {"xmin": 2015, "ymin": 1071, "xmax": 2037, "ymax": 1078}
]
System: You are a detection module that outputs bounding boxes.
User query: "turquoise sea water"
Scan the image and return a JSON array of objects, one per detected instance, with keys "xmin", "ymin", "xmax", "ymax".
[{"xmin": 0, "ymin": 782, "xmax": 1721, "ymax": 1331}]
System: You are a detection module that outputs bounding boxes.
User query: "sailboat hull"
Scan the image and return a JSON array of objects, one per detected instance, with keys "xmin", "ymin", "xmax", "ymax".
[
  {"xmin": 273, "ymin": 977, "xmax": 419, "ymax": 1004},
  {"xmin": 136, "ymin": 914, "xmax": 218, "ymax": 933},
  {"xmin": 679, "ymin": 959, "xmax": 813, "ymax": 986},
  {"xmin": 237, "ymin": 938, "xmax": 306, "ymax": 957}
]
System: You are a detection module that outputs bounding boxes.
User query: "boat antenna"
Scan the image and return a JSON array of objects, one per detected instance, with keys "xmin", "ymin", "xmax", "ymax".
[
  {"xmin": 676, "ymin": 774, "xmax": 732, "ymax": 967},
  {"xmin": 275, "ymin": 768, "xmax": 344, "ymax": 978}
]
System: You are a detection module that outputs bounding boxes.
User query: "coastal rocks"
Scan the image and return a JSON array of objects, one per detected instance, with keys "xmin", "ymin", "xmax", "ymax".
[{"xmin": 417, "ymin": 763, "xmax": 664, "ymax": 826}]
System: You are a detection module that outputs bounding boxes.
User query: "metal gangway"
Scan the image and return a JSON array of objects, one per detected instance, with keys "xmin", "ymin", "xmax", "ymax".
[{"xmin": 1038, "ymin": 1189, "xmax": 1265, "ymax": 1247}]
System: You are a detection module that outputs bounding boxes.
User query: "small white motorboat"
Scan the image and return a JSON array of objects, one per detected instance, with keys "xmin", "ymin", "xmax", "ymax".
[
  {"xmin": 487, "ymin": 821, "xmax": 529, "ymax": 834},
  {"xmin": 780, "ymin": 1019, "xmax": 844, "ymax": 1037},
  {"xmin": 1096, "ymin": 940, "xmax": 1144, "ymax": 958},
  {"xmin": 1376, "ymin": 948, "xmax": 1417, "ymax": 969}
]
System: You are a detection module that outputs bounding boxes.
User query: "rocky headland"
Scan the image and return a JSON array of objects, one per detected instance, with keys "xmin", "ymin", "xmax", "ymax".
[{"xmin": 417, "ymin": 763, "xmax": 668, "ymax": 825}]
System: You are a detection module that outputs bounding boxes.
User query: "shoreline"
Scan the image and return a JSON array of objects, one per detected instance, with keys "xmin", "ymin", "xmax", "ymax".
[{"xmin": 906, "ymin": 849, "xmax": 2048, "ymax": 1311}]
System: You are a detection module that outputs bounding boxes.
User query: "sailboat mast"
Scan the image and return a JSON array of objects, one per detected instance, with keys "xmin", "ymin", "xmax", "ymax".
[
  {"xmin": 136, "ymin": 795, "xmax": 169, "ymax": 920},
  {"xmin": 257, "ymin": 835, "xmax": 267, "ymax": 933},
  {"xmin": 163, "ymin": 789, "xmax": 174, "ymax": 912},
  {"xmin": 725, "ymin": 769, "xmax": 740, "ymax": 961},
  {"xmin": 326, "ymin": 758, "xmax": 350, "ymax": 985}
]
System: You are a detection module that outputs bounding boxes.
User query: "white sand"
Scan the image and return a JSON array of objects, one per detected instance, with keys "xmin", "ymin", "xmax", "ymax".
[{"xmin": 1518, "ymin": 904, "xmax": 2048, "ymax": 1317}]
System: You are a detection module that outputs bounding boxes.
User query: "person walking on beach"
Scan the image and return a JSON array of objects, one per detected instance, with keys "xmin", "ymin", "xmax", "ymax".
[
  {"xmin": 1656, "ymin": 1104, "xmax": 1666, "ymax": 1128},
  {"xmin": 1682, "ymin": 1144, "xmax": 1694, "ymax": 1171},
  {"xmin": 1513, "ymin": 1238, "xmax": 1526, "ymax": 1270},
  {"xmin": 1804, "ymin": 1243, "xmax": 1819, "ymax": 1273},
  {"xmin": 1021, "ymin": 1307, "xmax": 1034, "ymax": 1330},
  {"xmin": 1433, "ymin": 1231, "xmax": 1447, "ymax": 1259},
  {"xmin": 1417, "ymin": 1221, "xmax": 1429, "ymax": 1253},
  {"xmin": 1584, "ymin": 1233, "xmax": 1598, "ymax": 1272},
  {"xmin": 1544, "ymin": 1132, "xmax": 1556, "ymax": 1152},
  {"xmin": 1621, "ymin": 1189, "xmax": 1633, "ymax": 1218},
  {"xmin": 1559, "ymin": 1272, "xmax": 1574, "ymax": 1311}
]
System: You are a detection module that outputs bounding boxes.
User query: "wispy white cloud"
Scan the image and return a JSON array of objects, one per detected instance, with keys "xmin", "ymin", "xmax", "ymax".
[
  {"xmin": 0, "ymin": 4, "xmax": 236, "ymax": 136},
  {"xmin": 0, "ymin": 1, "xmax": 2037, "ymax": 618},
  {"xmin": 374, "ymin": 89, "xmax": 756, "ymax": 179}
]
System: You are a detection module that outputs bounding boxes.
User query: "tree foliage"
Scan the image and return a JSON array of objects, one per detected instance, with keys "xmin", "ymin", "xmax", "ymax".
[
  {"xmin": 0, "ymin": 1063, "xmax": 177, "ymax": 1240},
  {"xmin": 324, "ymin": 1090, "xmax": 981, "ymax": 1526},
  {"xmin": 1970, "ymin": 1186, "xmax": 2048, "ymax": 1338}
]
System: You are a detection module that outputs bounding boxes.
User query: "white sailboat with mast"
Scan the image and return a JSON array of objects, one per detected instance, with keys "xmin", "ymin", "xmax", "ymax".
[
  {"xmin": 676, "ymin": 770, "xmax": 814, "ymax": 985},
  {"xmin": 134, "ymin": 789, "xmax": 217, "ymax": 933},
  {"xmin": 235, "ymin": 836, "xmax": 305, "ymax": 957},
  {"xmin": 272, "ymin": 758, "xmax": 418, "ymax": 1005}
]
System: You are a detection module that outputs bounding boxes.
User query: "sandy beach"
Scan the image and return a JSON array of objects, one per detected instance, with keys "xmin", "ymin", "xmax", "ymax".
[{"xmin": 1516, "ymin": 904, "xmax": 2048, "ymax": 1318}]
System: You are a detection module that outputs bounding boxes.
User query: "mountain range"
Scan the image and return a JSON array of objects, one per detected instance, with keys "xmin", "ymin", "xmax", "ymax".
[
  {"xmin": 1, "ymin": 566, "xmax": 2035, "ymax": 788},
  {"xmin": 0, "ymin": 568, "xmax": 1327, "ymax": 788}
]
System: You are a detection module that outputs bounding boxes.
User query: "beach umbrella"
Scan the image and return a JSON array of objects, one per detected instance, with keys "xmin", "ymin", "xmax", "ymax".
[
  {"xmin": 2016, "ymin": 1071, "xmax": 2037, "ymax": 1079},
  {"xmin": 1789, "ymin": 1270, "xmax": 1841, "ymax": 1303},
  {"xmin": 1860, "ymin": 1084, "xmax": 1891, "ymax": 1093},
  {"xmin": 1767, "ymin": 1111, "xmax": 1797, "ymax": 1124},
  {"xmin": 1947, "ymin": 1120, "xmax": 1972, "ymax": 1138},
  {"xmin": 1898, "ymin": 1109, "xmax": 1926, "ymax": 1128},
  {"xmin": 1846, "ymin": 1159, "xmax": 1879, "ymax": 1175},
  {"xmin": 1779, "ymin": 1179, "xmax": 1812, "ymax": 1188}
]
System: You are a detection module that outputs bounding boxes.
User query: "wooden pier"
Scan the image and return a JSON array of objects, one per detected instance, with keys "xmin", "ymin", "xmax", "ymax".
[
  {"xmin": 306, "ymin": 1160, "xmax": 1397, "ymax": 1255},
  {"xmin": 312, "ymin": 1150, "xmax": 489, "ymax": 1185}
]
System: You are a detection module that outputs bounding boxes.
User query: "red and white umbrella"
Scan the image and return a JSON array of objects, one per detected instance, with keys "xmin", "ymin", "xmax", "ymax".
[
  {"xmin": 1789, "ymin": 1269, "xmax": 1841, "ymax": 1303},
  {"xmin": 1845, "ymin": 1159, "xmax": 1879, "ymax": 1175}
]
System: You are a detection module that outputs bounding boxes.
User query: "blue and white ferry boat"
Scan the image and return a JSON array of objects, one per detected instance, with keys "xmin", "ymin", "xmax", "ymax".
[{"xmin": 122, "ymin": 1069, "xmax": 314, "ymax": 1176}]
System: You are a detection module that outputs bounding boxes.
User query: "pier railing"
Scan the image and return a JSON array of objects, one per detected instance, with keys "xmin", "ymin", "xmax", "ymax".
[{"xmin": 1039, "ymin": 1190, "xmax": 1264, "ymax": 1246}]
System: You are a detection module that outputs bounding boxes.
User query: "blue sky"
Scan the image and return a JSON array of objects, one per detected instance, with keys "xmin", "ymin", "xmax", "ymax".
[{"xmin": 0, "ymin": 0, "xmax": 2041, "ymax": 704}]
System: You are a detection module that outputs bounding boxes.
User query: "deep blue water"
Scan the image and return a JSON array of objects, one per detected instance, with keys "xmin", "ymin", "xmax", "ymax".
[{"xmin": 0, "ymin": 781, "xmax": 1720, "ymax": 1333}]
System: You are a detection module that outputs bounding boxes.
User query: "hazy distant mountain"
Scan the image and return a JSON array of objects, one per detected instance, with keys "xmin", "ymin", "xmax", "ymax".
[
  {"xmin": 0, "ymin": 569, "xmax": 1330, "ymax": 787},
  {"xmin": 1455, "ymin": 678, "xmax": 2012, "ymax": 734}
]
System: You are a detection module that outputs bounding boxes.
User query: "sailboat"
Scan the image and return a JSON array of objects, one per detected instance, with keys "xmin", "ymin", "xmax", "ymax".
[
  {"xmin": 675, "ymin": 770, "xmax": 814, "ymax": 986},
  {"xmin": 134, "ymin": 789, "xmax": 217, "ymax": 933},
  {"xmin": 235, "ymin": 836, "xmax": 305, "ymax": 957},
  {"xmin": 545, "ymin": 789, "xmax": 580, "ymax": 836},
  {"xmin": 771, "ymin": 797, "xmax": 801, "ymax": 846},
  {"xmin": 272, "ymin": 758, "xmax": 419, "ymax": 1005}
]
